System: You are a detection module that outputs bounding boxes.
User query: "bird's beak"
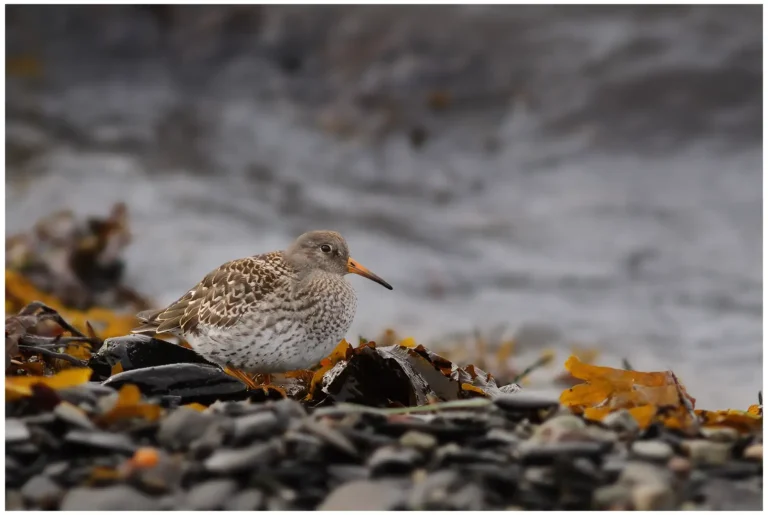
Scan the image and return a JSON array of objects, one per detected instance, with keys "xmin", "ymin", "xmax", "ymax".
[{"xmin": 347, "ymin": 257, "xmax": 393, "ymax": 290}]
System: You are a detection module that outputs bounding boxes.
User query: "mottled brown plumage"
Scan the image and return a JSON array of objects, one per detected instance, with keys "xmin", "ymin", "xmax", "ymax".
[{"xmin": 132, "ymin": 231, "xmax": 392, "ymax": 385}]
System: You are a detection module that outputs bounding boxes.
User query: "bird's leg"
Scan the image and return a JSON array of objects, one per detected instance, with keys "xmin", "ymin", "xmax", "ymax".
[
  {"xmin": 224, "ymin": 366, "xmax": 261, "ymax": 390},
  {"xmin": 255, "ymin": 373, "xmax": 287, "ymax": 397}
]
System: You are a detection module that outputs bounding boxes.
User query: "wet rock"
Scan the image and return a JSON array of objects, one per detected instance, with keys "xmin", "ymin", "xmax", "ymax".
[
  {"xmin": 21, "ymin": 474, "xmax": 64, "ymax": 509},
  {"xmin": 189, "ymin": 418, "xmax": 234, "ymax": 459},
  {"xmin": 493, "ymin": 392, "xmax": 559, "ymax": 411},
  {"xmin": 232, "ymin": 411, "xmax": 282, "ymax": 444},
  {"xmin": 743, "ymin": 443, "xmax": 762, "ymax": 461},
  {"xmin": 64, "ymin": 429, "xmax": 137, "ymax": 454},
  {"xmin": 631, "ymin": 483, "xmax": 676, "ymax": 510},
  {"xmin": 6, "ymin": 418, "xmax": 31, "ymax": 443},
  {"xmin": 700, "ymin": 427, "xmax": 739, "ymax": 443},
  {"xmin": 53, "ymin": 402, "xmax": 96, "ymax": 430},
  {"xmin": 91, "ymin": 334, "xmax": 213, "ymax": 378},
  {"xmin": 60, "ymin": 485, "xmax": 160, "ymax": 510},
  {"xmin": 682, "ymin": 440, "xmax": 732, "ymax": 466},
  {"xmin": 367, "ymin": 445, "xmax": 423, "ymax": 475},
  {"xmin": 224, "ymin": 488, "xmax": 265, "ymax": 511},
  {"xmin": 399, "ymin": 430, "xmax": 438, "ymax": 451},
  {"xmin": 103, "ymin": 363, "xmax": 249, "ymax": 405},
  {"xmin": 157, "ymin": 406, "xmax": 218, "ymax": 451},
  {"xmin": 180, "ymin": 479, "xmax": 238, "ymax": 510},
  {"xmin": 204, "ymin": 440, "xmax": 281, "ymax": 474},
  {"xmin": 318, "ymin": 479, "xmax": 407, "ymax": 510},
  {"xmin": 631, "ymin": 440, "xmax": 674, "ymax": 462}
]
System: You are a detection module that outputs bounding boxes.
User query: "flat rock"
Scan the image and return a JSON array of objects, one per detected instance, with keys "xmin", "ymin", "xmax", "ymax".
[
  {"xmin": 6, "ymin": 419, "xmax": 31, "ymax": 443},
  {"xmin": 232, "ymin": 411, "xmax": 281, "ymax": 444},
  {"xmin": 493, "ymin": 392, "xmax": 559, "ymax": 411},
  {"xmin": 204, "ymin": 441, "xmax": 280, "ymax": 474},
  {"xmin": 60, "ymin": 485, "xmax": 160, "ymax": 510},
  {"xmin": 21, "ymin": 475, "xmax": 64, "ymax": 509},
  {"xmin": 224, "ymin": 488, "xmax": 265, "ymax": 511},
  {"xmin": 368, "ymin": 445, "xmax": 423, "ymax": 475},
  {"xmin": 181, "ymin": 479, "xmax": 239, "ymax": 510},
  {"xmin": 631, "ymin": 440, "xmax": 674, "ymax": 462},
  {"xmin": 318, "ymin": 479, "xmax": 407, "ymax": 510},
  {"xmin": 157, "ymin": 406, "xmax": 219, "ymax": 451},
  {"xmin": 682, "ymin": 440, "xmax": 732, "ymax": 466},
  {"xmin": 64, "ymin": 429, "xmax": 137, "ymax": 454}
]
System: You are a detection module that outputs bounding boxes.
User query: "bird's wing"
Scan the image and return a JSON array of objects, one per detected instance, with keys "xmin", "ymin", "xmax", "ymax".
[{"xmin": 132, "ymin": 253, "xmax": 287, "ymax": 336}]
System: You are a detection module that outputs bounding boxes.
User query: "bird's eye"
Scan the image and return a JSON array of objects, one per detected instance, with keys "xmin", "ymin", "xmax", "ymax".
[{"xmin": 320, "ymin": 244, "xmax": 332, "ymax": 253}]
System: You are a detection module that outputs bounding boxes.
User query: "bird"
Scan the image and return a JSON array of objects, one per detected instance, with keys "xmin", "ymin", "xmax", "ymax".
[{"xmin": 131, "ymin": 230, "xmax": 392, "ymax": 391}]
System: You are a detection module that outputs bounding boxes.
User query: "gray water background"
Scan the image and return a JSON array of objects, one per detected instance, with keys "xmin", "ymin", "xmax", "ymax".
[{"xmin": 5, "ymin": 6, "xmax": 763, "ymax": 409}]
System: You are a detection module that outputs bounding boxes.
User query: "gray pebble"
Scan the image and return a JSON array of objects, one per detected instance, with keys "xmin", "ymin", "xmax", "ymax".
[
  {"xmin": 6, "ymin": 419, "xmax": 30, "ymax": 443},
  {"xmin": 493, "ymin": 391, "xmax": 559, "ymax": 411},
  {"xmin": 593, "ymin": 483, "xmax": 631, "ymax": 509},
  {"xmin": 368, "ymin": 445, "xmax": 423, "ymax": 475},
  {"xmin": 64, "ymin": 429, "xmax": 137, "ymax": 454},
  {"xmin": 60, "ymin": 485, "xmax": 159, "ymax": 510},
  {"xmin": 205, "ymin": 440, "xmax": 281, "ymax": 474},
  {"xmin": 631, "ymin": 440, "xmax": 674, "ymax": 462},
  {"xmin": 319, "ymin": 479, "xmax": 407, "ymax": 510},
  {"xmin": 232, "ymin": 411, "xmax": 281, "ymax": 444},
  {"xmin": 53, "ymin": 402, "xmax": 96, "ymax": 430},
  {"xmin": 157, "ymin": 406, "xmax": 218, "ymax": 451},
  {"xmin": 21, "ymin": 475, "xmax": 64, "ymax": 509},
  {"xmin": 700, "ymin": 427, "xmax": 739, "ymax": 443},
  {"xmin": 181, "ymin": 479, "xmax": 238, "ymax": 510},
  {"xmin": 224, "ymin": 488, "xmax": 265, "ymax": 511}
]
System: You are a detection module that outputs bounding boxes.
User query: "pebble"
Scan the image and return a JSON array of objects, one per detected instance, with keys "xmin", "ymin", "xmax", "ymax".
[
  {"xmin": 5, "ymin": 490, "xmax": 24, "ymax": 510},
  {"xmin": 529, "ymin": 414, "xmax": 586, "ymax": 443},
  {"xmin": 367, "ymin": 445, "xmax": 423, "ymax": 475},
  {"xmin": 407, "ymin": 469, "xmax": 460, "ymax": 509},
  {"xmin": 631, "ymin": 483, "xmax": 676, "ymax": 510},
  {"xmin": 593, "ymin": 483, "xmax": 631, "ymax": 509},
  {"xmin": 518, "ymin": 441, "xmax": 609, "ymax": 465},
  {"xmin": 601, "ymin": 409, "xmax": 640, "ymax": 433},
  {"xmin": 157, "ymin": 406, "xmax": 219, "ymax": 451},
  {"xmin": 224, "ymin": 488, "xmax": 265, "ymax": 511},
  {"xmin": 21, "ymin": 475, "xmax": 65, "ymax": 509},
  {"xmin": 682, "ymin": 440, "xmax": 732, "ymax": 466},
  {"xmin": 204, "ymin": 440, "xmax": 281, "ymax": 474},
  {"xmin": 64, "ymin": 429, "xmax": 137, "ymax": 454},
  {"xmin": 668, "ymin": 456, "xmax": 692, "ymax": 476},
  {"xmin": 318, "ymin": 479, "xmax": 407, "ymax": 510},
  {"xmin": 181, "ymin": 479, "xmax": 239, "ymax": 510},
  {"xmin": 232, "ymin": 411, "xmax": 281, "ymax": 444},
  {"xmin": 53, "ymin": 402, "xmax": 96, "ymax": 430},
  {"xmin": 60, "ymin": 485, "xmax": 160, "ymax": 510},
  {"xmin": 6, "ymin": 418, "xmax": 31, "ymax": 443},
  {"xmin": 632, "ymin": 440, "xmax": 674, "ymax": 462},
  {"xmin": 618, "ymin": 461, "xmax": 672, "ymax": 488},
  {"xmin": 742, "ymin": 443, "xmax": 762, "ymax": 461},
  {"xmin": 399, "ymin": 430, "xmax": 438, "ymax": 451},
  {"xmin": 700, "ymin": 427, "xmax": 739, "ymax": 443}
]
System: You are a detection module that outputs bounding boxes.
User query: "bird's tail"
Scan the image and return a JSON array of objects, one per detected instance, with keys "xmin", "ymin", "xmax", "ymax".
[{"xmin": 131, "ymin": 308, "xmax": 164, "ymax": 335}]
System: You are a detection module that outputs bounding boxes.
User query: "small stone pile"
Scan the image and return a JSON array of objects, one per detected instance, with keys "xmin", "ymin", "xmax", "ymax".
[{"xmin": 6, "ymin": 389, "xmax": 763, "ymax": 510}]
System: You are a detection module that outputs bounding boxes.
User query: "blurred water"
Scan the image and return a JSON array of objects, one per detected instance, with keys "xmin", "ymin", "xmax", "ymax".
[{"xmin": 5, "ymin": 5, "xmax": 762, "ymax": 409}]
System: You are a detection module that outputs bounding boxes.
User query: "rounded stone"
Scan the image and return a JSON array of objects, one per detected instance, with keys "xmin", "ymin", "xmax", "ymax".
[
  {"xmin": 682, "ymin": 440, "xmax": 732, "ymax": 466},
  {"xmin": 631, "ymin": 440, "xmax": 674, "ymax": 462},
  {"xmin": 631, "ymin": 484, "xmax": 676, "ymax": 510},
  {"xmin": 743, "ymin": 444, "xmax": 762, "ymax": 461},
  {"xmin": 399, "ymin": 431, "xmax": 438, "ymax": 451}
]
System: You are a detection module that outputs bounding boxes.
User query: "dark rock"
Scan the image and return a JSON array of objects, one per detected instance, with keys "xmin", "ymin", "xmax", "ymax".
[
  {"xmin": 58, "ymin": 383, "xmax": 118, "ymax": 406},
  {"xmin": 181, "ymin": 479, "xmax": 239, "ymax": 510},
  {"xmin": 368, "ymin": 445, "xmax": 423, "ymax": 475},
  {"xmin": 6, "ymin": 418, "xmax": 31, "ymax": 443},
  {"xmin": 493, "ymin": 392, "xmax": 560, "ymax": 411},
  {"xmin": 518, "ymin": 441, "xmax": 610, "ymax": 465},
  {"xmin": 327, "ymin": 464, "xmax": 370, "ymax": 482},
  {"xmin": 157, "ymin": 405, "xmax": 219, "ymax": 451},
  {"xmin": 102, "ymin": 363, "xmax": 251, "ymax": 405},
  {"xmin": 60, "ymin": 485, "xmax": 160, "ymax": 510},
  {"xmin": 318, "ymin": 479, "xmax": 408, "ymax": 510},
  {"xmin": 90, "ymin": 334, "xmax": 213, "ymax": 380},
  {"xmin": 53, "ymin": 402, "xmax": 96, "ymax": 430},
  {"xmin": 224, "ymin": 488, "xmax": 265, "ymax": 511},
  {"xmin": 188, "ymin": 418, "xmax": 235, "ymax": 460},
  {"xmin": 204, "ymin": 440, "xmax": 282, "ymax": 474},
  {"xmin": 63, "ymin": 429, "xmax": 137, "ymax": 454},
  {"xmin": 21, "ymin": 474, "xmax": 64, "ymax": 509},
  {"xmin": 232, "ymin": 411, "xmax": 281, "ymax": 444},
  {"xmin": 299, "ymin": 419, "xmax": 358, "ymax": 457}
]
